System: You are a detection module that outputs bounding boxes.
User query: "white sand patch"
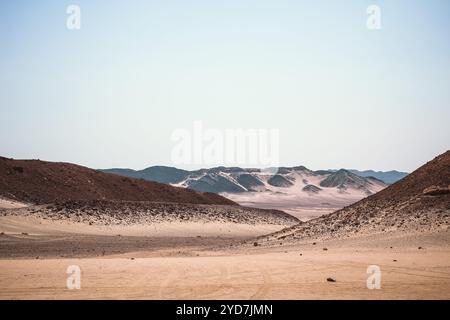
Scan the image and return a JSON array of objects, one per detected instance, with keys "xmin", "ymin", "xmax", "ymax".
[{"xmin": 222, "ymin": 171, "xmax": 385, "ymax": 221}]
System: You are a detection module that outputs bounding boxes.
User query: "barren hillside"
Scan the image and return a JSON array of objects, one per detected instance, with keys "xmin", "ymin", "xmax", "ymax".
[
  {"xmin": 0, "ymin": 157, "xmax": 236, "ymax": 206},
  {"xmin": 254, "ymin": 151, "xmax": 450, "ymax": 245}
]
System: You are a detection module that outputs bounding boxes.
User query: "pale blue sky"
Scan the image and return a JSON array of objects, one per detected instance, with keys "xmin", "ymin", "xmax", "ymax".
[{"xmin": 1, "ymin": 0, "xmax": 449, "ymax": 172}]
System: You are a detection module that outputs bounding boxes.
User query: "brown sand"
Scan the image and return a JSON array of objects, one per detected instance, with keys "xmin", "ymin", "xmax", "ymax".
[{"xmin": 0, "ymin": 216, "xmax": 449, "ymax": 300}]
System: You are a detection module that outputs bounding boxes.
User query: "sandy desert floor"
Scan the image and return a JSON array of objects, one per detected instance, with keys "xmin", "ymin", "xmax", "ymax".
[
  {"xmin": 223, "ymin": 189, "xmax": 372, "ymax": 221},
  {"xmin": 1, "ymin": 215, "xmax": 449, "ymax": 300}
]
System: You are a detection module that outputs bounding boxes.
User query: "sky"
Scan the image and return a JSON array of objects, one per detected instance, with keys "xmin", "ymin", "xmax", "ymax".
[{"xmin": 1, "ymin": 0, "xmax": 449, "ymax": 172}]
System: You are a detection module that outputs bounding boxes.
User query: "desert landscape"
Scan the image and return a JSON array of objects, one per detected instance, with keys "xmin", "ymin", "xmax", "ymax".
[
  {"xmin": 2, "ymin": 0, "xmax": 450, "ymax": 305},
  {"xmin": 0, "ymin": 151, "xmax": 449, "ymax": 299},
  {"xmin": 102, "ymin": 165, "xmax": 394, "ymax": 221}
]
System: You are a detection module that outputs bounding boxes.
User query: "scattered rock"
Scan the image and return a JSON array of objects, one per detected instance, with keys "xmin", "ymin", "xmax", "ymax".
[
  {"xmin": 422, "ymin": 185, "xmax": 450, "ymax": 196},
  {"xmin": 323, "ymin": 248, "xmax": 328, "ymax": 251},
  {"xmin": 13, "ymin": 166, "xmax": 24, "ymax": 173},
  {"xmin": 418, "ymin": 247, "xmax": 423, "ymax": 250},
  {"xmin": 393, "ymin": 259, "xmax": 397, "ymax": 262},
  {"xmin": 253, "ymin": 242, "xmax": 258, "ymax": 247},
  {"xmin": 327, "ymin": 277, "xmax": 336, "ymax": 282},
  {"xmin": 21, "ymin": 232, "xmax": 28, "ymax": 235},
  {"xmin": 312, "ymin": 242, "xmax": 316, "ymax": 245}
]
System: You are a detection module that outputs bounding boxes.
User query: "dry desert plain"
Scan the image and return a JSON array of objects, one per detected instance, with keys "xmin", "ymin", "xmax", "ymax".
[{"xmin": 0, "ymin": 201, "xmax": 449, "ymax": 300}]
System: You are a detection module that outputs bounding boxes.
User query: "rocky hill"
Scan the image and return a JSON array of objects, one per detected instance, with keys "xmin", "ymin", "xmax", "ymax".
[
  {"xmin": 253, "ymin": 151, "xmax": 450, "ymax": 245},
  {"xmin": 0, "ymin": 157, "xmax": 236, "ymax": 206}
]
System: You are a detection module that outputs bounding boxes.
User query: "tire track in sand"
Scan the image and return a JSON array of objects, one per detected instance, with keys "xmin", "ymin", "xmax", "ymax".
[
  {"xmin": 250, "ymin": 263, "xmax": 272, "ymax": 299},
  {"xmin": 158, "ymin": 263, "xmax": 231, "ymax": 299}
]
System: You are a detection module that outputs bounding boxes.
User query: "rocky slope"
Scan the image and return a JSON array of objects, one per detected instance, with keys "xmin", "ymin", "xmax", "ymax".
[
  {"xmin": 0, "ymin": 157, "xmax": 236, "ymax": 206},
  {"xmin": 254, "ymin": 151, "xmax": 450, "ymax": 245},
  {"xmin": 0, "ymin": 199, "xmax": 299, "ymax": 226}
]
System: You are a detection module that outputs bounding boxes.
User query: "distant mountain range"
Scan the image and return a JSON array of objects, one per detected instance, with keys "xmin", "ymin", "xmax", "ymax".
[
  {"xmin": 100, "ymin": 165, "xmax": 407, "ymax": 194},
  {"xmin": 338, "ymin": 169, "xmax": 408, "ymax": 185},
  {"xmin": 100, "ymin": 165, "xmax": 396, "ymax": 219}
]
